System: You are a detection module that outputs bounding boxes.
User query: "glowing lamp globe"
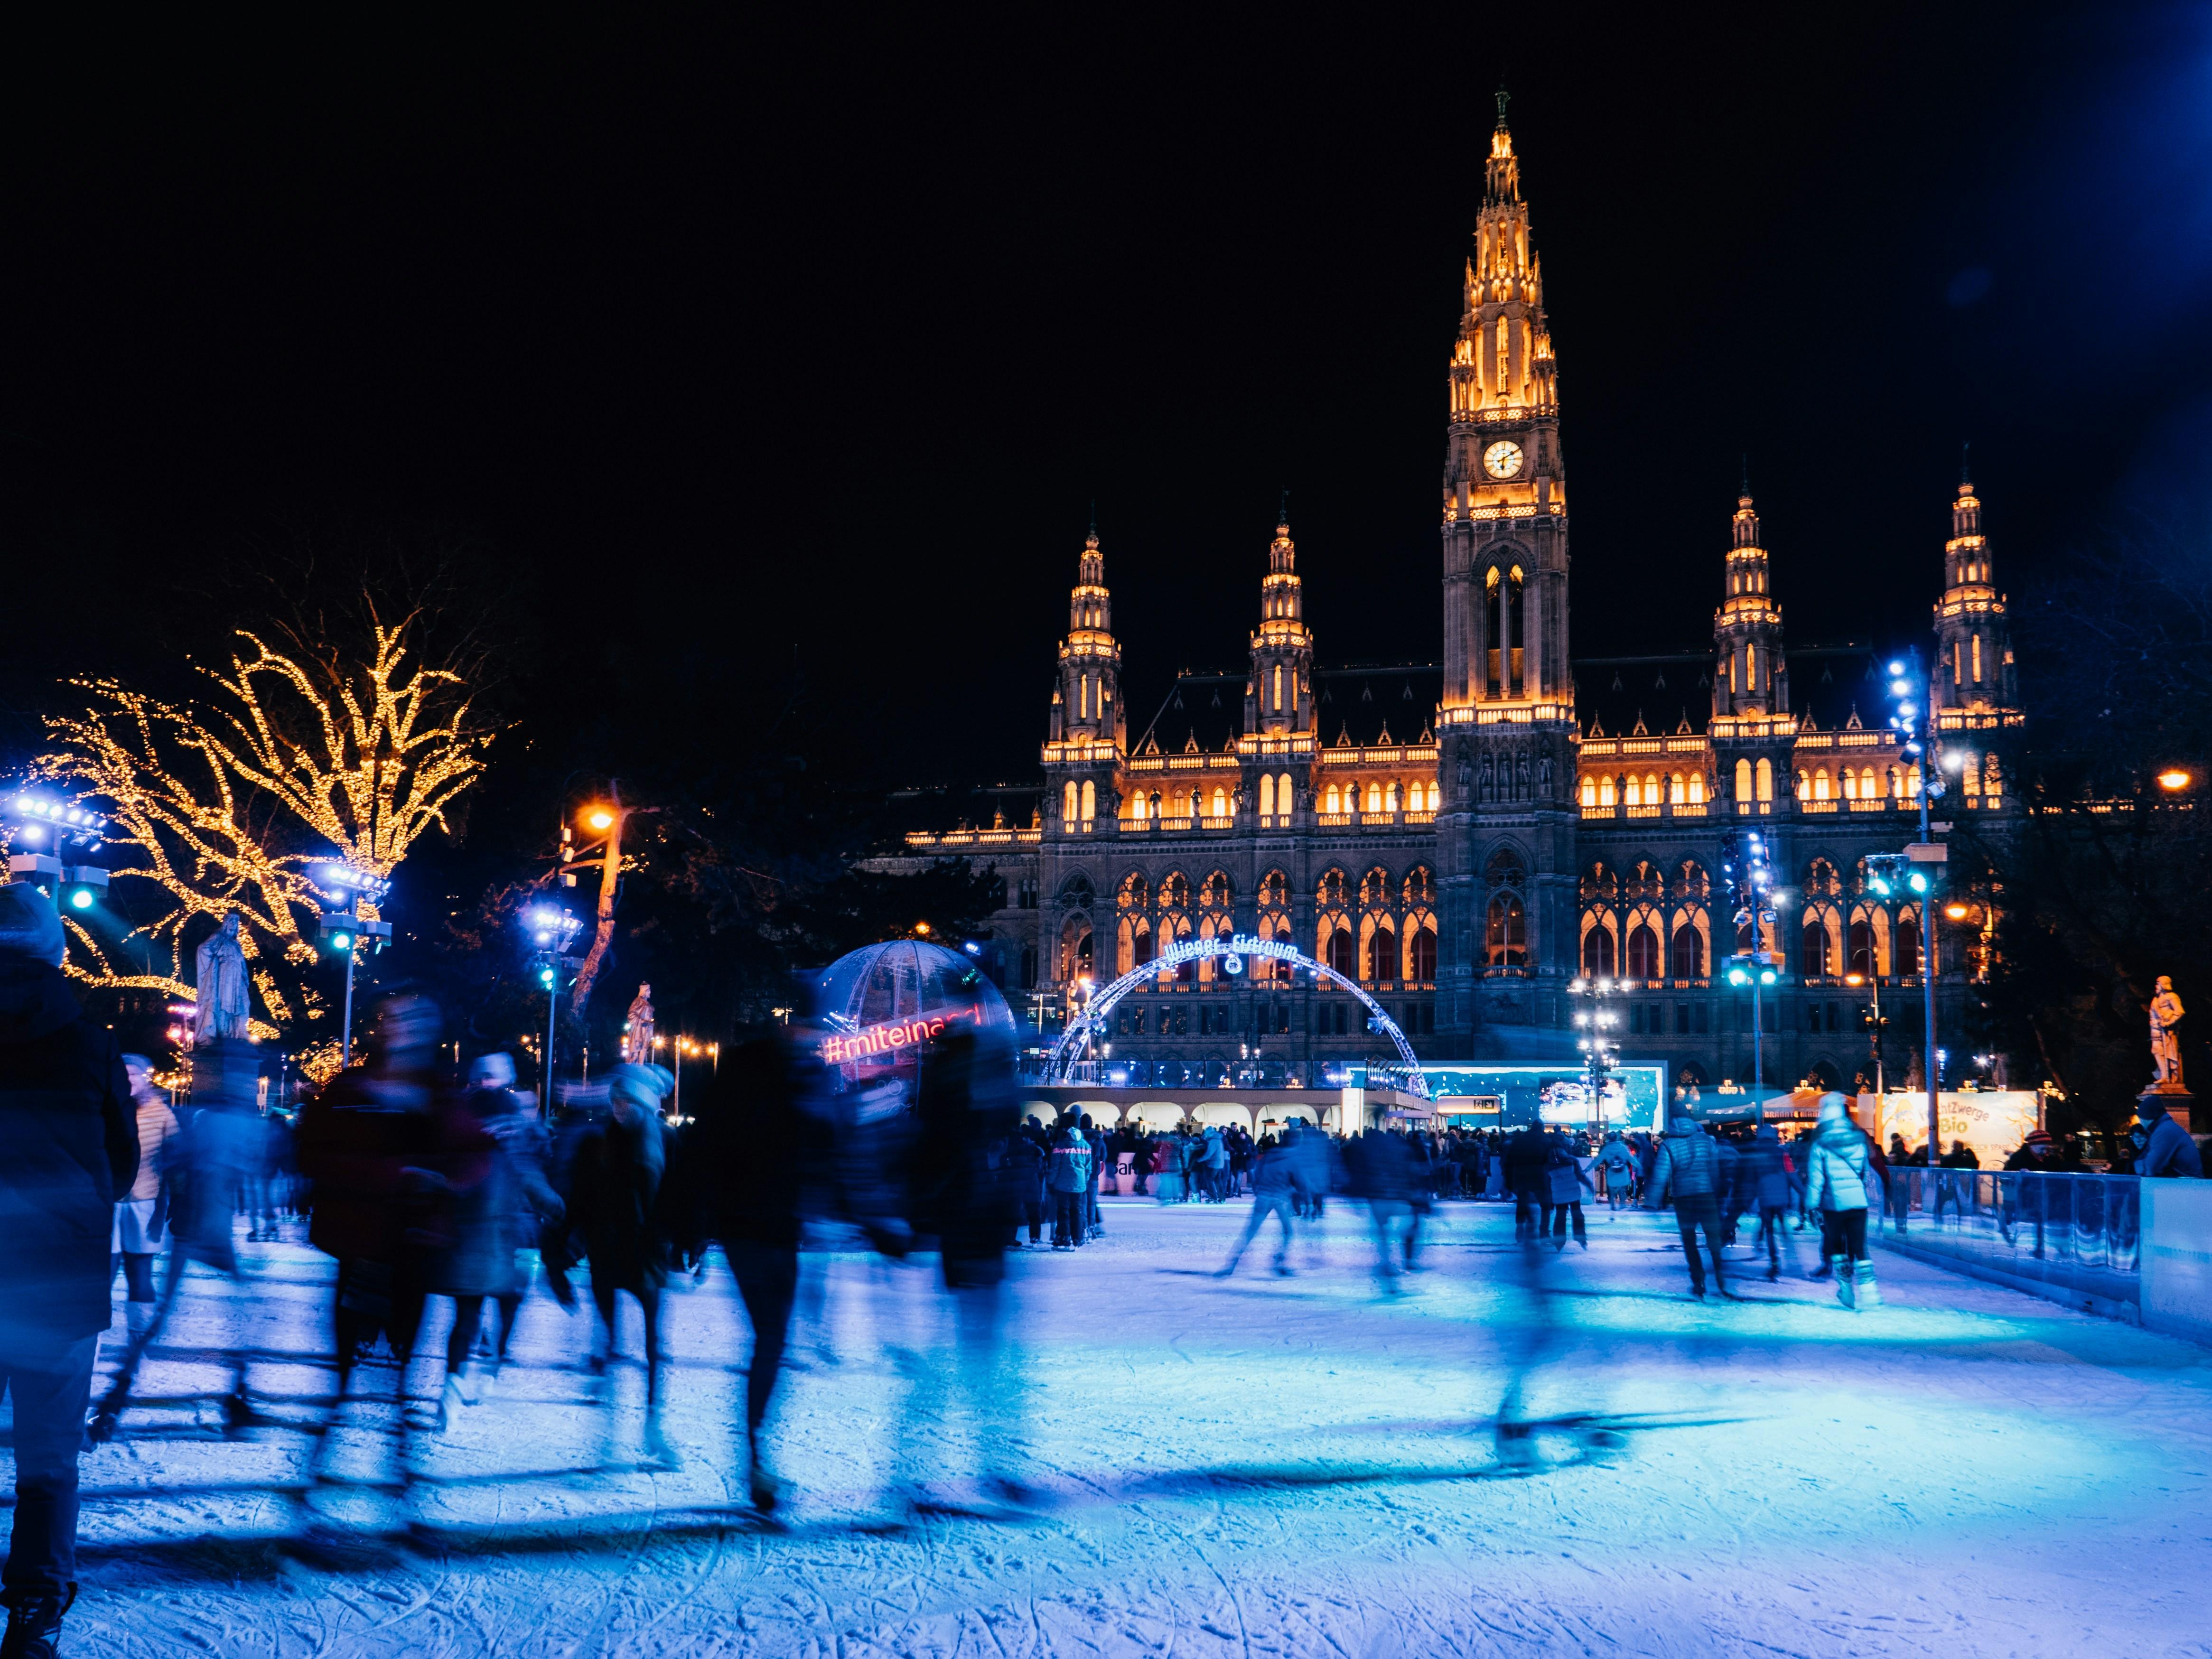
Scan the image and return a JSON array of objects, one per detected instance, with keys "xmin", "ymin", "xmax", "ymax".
[{"xmin": 2158, "ymin": 768, "xmax": 2191, "ymax": 792}]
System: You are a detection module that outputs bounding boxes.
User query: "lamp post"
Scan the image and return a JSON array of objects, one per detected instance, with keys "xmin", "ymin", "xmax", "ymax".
[
  {"xmin": 1568, "ymin": 976, "xmax": 1617, "ymax": 1132},
  {"xmin": 1887, "ymin": 652, "xmax": 1945, "ymax": 1162},
  {"xmin": 527, "ymin": 904, "xmax": 584, "ymax": 1113},
  {"xmin": 315, "ymin": 862, "xmax": 393, "ymax": 1068},
  {"xmin": 1846, "ymin": 971, "xmax": 1885, "ymax": 1094}
]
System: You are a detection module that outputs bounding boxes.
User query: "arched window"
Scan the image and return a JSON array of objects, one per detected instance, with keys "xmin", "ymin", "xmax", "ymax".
[
  {"xmin": 1584, "ymin": 927, "xmax": 1615, "ymax": 977},
  {"xmin": 1273, "ymin": 662, "xmax": 1284, "ymax": 710},
  {"xmin": 1326, "ymin": 923, "xmax": 1355, "ymax": 978},
  {"xmin": 1735, "ymin": 758, "xmax": 1753, "ymax": 803},
  {"xmin": 1059, "ymin": 914, "xmax": 1093, "ymax": 982},
  {"xmin": 1847, "ymin": 918, "xmax": 1874, "ymax": 978},
  {"xmin": 1487, "ymin": 894, "xmax": 1527, "ymax": 966},
  {"xmin": 1671, "ymin": 923, "xmax": 1703, "ymax": 980},
  {"xmin": 1364, "ymin": 919, "xmax": 1397, "ymax": 983},
  {"xmin": 1210, "ymin": 786, "xmax": 1227, "ymax": 818},
  {"xmin": 1755, "ymin": 757, "xmax": 1774, "ymax": 802},
  {"xmin": 1259, "ymin": 774, "xmax": 1276, "ymax": 816},
  {"xmin": 1129, "ymin": 790, "xmax": 1148, "ymax": 821},
  {"xmin": 1983, "ymin": 753, "xmax": 2002, "ymax": 799},
  {"xmin": 1279, "ymin": 772, "xmax": 1294, "ymax": 814},
  {"xmin": 1599, "ymin": 774, "xmax": 1616, "ymax": 807},
  {"xmin": 1409, "ymin": 923, "xmax": 1437, "ymax": 983},
  {"xmin": 1689, "ymin": 772, "xmax": 1707, "ymax": 804},
  {"xmin": 1062, "ymin": 780, "xmax": 1078, "ymax": 823},
  {"xmin": 1627, "ymin": 923, "xmax": 1660, "ymax": 980},
  {"xmin": 1365, "ymin": 782, "xmax": 1382, "ymax": 814},
  {"xmin": 1669, "ymin": 772, "xmax": 1686, "ymax": 805},
  {"xmin": 1118, "ymin": 916, "xmax": 1153, "ymax": 974},
  {"xmin": 1080, "ymin": 779, "xmax": 1096, "ymax": 822},
  {"xmin": 1737, "ymin": 915, "xmax": 1757, "ymax": 953},
  {"xmin": 1960, "ymin": 751, "xmax": 1980, "ymax": 798},
  {"xmin": 1425, "ymin": 781, "xmax": 1440, "ymax": 810},
  {"xmin": 1801, "ymin": 921, "xmax": 1829, "ymax": 977},
  {"xmin": 1645, "ymin": 773, "xmax": 1661, "ymax": 804},
  {"xmin": 1403, "ymin": 866, "xmax": 1435, "ymax": 904},
  {"xmin": 1325, "ymin": 783, "xmax": 1342, "ymax": 813},
  {"xmin": 1580, "ymin": 775, "xmax": 1596, "ymax": 807},
  {"xmin": 1895, "ymin": 914, "xmax": 1921, "ymax": 975}
]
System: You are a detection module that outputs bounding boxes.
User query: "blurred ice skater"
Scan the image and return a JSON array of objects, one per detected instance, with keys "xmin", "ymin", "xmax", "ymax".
[{"xmin": 0, "ymin": 884, "xmax": 137, "ymax": 1657}]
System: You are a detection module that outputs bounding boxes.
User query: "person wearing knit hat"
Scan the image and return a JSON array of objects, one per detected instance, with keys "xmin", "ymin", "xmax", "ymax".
[{"xmin": 0, "ymin": 882, "xmax": 138, "ymax": 1656}]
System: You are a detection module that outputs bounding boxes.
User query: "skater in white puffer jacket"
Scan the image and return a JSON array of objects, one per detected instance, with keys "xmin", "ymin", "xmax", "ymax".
[{"xmin": 1801, "ymin": 1095, "xmax": 1881, "ymax": 1310}]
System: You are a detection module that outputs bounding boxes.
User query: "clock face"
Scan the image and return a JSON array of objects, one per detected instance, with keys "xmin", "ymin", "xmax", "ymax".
[{"xmin": 1483, "ymin": 440, "xmax": 1524, "ymax": 479}]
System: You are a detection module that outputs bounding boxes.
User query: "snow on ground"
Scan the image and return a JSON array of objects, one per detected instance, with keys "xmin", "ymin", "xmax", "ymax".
[{"xmin": 17, "ymin": 1197, "xmax": 2212, "ymax": 1658}]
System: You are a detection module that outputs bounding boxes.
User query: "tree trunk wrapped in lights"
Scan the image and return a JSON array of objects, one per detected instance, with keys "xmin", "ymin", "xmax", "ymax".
[{"xmin": 41, "ymin": 613, "xmax": 495, "ymax": 1047}]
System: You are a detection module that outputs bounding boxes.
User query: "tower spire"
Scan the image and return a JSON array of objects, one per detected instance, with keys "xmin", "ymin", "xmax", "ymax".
[
  {"xmin": 1045, "ymin": 518, "xmax": 1122, "ymax": 749},
  {"xmin": 1933, "ymin": 467, "xmax": 2016, "ymax": 715},
  {"xmin": 1247, "ymin": 513, "xmax": 1314, "ymax": 738},
  {"xmin": 1712, "ymin": 485, "xmax": 1788, "ymax": 720}
]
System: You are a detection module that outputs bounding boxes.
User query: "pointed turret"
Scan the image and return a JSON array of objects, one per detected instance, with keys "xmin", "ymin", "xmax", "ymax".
[
  {"xmin": 1712, "ymin": 485, "xmax": 1789, "ymax": 719},
  {"xmin": 1245, "ymin": 508, "xmax": 1315, "ymax": 738},
  {"xmin": 1932, "ymin": 459, "xmax": 2018, "ymax": 713},
  {"xmin": 1050, "ymin": 521, "xmax": 1123, "ymax": 747}
]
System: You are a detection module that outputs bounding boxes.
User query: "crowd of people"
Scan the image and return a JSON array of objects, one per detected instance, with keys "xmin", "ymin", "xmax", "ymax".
[{"xmin": 2, "ymin": 867, "xmax": 2203, "ymax": 1656}]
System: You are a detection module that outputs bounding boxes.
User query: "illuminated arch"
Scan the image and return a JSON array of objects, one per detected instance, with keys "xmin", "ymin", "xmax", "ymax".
[{"xmin": 1044, "ymin": 933, "xmax": 1430, "ymax": 1096}]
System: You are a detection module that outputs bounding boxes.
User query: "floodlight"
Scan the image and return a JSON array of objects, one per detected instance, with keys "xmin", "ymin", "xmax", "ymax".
[
  {"xmin": 1888, "ymin": 660, "xmax": 1904, "ymax": 675},
  {"xmin": 68, "ymin": 888, "xmax": 93, "ymax": 911}
]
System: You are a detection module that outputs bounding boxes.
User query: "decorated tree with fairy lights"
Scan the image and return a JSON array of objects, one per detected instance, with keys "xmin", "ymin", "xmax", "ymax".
[{"xmin": 41, "ymin": 591, "xmax": 498, "ymax": 1053}]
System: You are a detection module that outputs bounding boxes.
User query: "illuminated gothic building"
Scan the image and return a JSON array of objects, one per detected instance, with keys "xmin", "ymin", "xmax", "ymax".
[{"xmin": 896, "ymin": 104, "xmax": 2024, "ymax": 1095}]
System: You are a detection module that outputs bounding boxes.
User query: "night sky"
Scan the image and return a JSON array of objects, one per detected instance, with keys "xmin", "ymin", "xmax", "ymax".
[{"xmin": 4, "ymin": 7, "xmax": 2209, "ymax": 795}]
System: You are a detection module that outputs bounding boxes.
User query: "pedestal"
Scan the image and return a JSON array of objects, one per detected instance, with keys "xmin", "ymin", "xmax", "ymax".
[{"xmin": 2140, "ymin": 1085, "xmax": 2193, "ymax": 1135}]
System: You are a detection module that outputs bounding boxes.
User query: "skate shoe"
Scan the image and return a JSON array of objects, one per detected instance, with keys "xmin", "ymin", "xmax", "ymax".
[
  {"xmin": 2, "ymin": 1584, "xmax": 76, "ymax": 1659},
  {"xmin": 437, "ymin": 1375, "xmax": 466, "ymax": 1434},
  {"xmin": 1854, "ymin": 1266, "xmax": 1883, "ymax": 1310}
]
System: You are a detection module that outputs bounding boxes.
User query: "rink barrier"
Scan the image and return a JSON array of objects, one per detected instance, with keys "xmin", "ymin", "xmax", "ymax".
[{"xmin": 1872, "ymin": 1168, "xmax": 2145, "ymax": 1324}]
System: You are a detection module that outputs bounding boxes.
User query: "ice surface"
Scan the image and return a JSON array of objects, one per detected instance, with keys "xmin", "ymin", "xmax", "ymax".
[{"xmin": 16, "ymin": 1199, "xmax": 2212, "ymax": 1657}]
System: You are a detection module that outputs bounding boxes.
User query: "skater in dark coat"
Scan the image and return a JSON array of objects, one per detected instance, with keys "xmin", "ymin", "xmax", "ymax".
[
  {"xmin": 0, "ymin": 885, "xmax": 135, "ymax": 1659},
  {"xmin": 705, "ymin": 1030, "xmax": 832, "ymax": 1514},
  {"xmin": 896, "ymin": 1027, "xmax": 1029, "ymax": 1505},
  {"xmin": 567, "ymin": 1063, "xmax": 675, "ymax": 1463}
]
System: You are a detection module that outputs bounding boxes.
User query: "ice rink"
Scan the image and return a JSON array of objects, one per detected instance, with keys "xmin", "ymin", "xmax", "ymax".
[{"xmin": 19, "ymin": 1196, "xmax": 2212, "ymax": 1657}]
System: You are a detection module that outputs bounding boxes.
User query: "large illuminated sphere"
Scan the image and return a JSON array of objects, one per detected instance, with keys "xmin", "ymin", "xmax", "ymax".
[{"xmin": 811, "ymin": 939, "xmax": 1016, "ymax": 1071}]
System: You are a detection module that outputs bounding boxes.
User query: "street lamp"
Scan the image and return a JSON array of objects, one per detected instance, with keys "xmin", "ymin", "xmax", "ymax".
[
  {"xmin": 527, "ymin": 903, "xmax": 584, "ymax": 1112},
  {"xmin": 315, "ymin": 862, "xmax": 393, "ymax": 1067},
  {"xmin": 4, "ymin": 790, "xmax": 112, "ymax": 914},
  {"xmin": 1887, "ymin": 652, "xmax": 1945, "ymax": 1159},
  {"xmin": 1567, "ymin": 976, "xmax": 1618, "ymax": 1131},
  {"xmin": 1725, "ymin": 952, "xmax": 1780, "ymax": 1116},
  {"xmin": 2157, "ymin": 768, "xmax": 2191, "ymax": 792},
  {"xmin": 1845, "ymin": 971, "xmax": 1887, "ymax": 1095}
]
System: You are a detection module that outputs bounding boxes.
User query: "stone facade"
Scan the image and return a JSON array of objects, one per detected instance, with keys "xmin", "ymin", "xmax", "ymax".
[{"xmin": 890, "ymin": 105, "xmax": 2025, "ymax": 1097}]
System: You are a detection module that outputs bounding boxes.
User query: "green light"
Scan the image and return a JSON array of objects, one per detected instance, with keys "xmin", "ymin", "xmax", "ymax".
[
  {"xmin": 539, "ymin": 967, "xmax": 555, "ymax": 987},
  {"xmin": 330, "ymin": 932, "xmax": 353, "ymax": 952},
  {"xmin": 1908, "ymin": 871, "xmax": 1929, "ymax": 893},
  {"xmin": 1727, "ymin": 966, "xmax": 1750, "ymax": 986},
  {"xmin": 68, "ymin": 889, "xmax": 93, "ymax": 911}
]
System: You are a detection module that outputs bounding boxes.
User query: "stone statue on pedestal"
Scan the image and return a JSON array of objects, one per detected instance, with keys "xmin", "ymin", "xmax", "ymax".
[
  {"xmin": 624, "ymin": 982, "xmax": 655, "ymax": 1064},
  {"xmin": 2149, "ymin": 976, "xmax": 2186, "ymax": 1089},
  {"xmin": 192, "ymin": 913, "xmax": 253, "ymax": 1044}
]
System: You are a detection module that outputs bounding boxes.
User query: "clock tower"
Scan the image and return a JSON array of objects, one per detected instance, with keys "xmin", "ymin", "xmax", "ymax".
[{"xmin": 1436, "ymin": 92, "xmax": 1578, "ymax": 1057}]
